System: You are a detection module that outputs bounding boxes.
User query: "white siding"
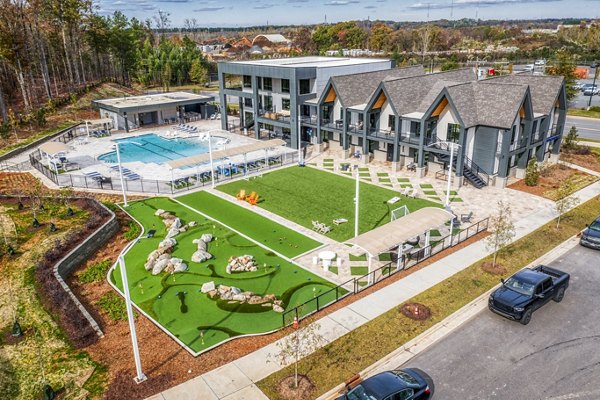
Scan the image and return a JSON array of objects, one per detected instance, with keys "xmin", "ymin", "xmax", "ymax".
[
  {"xmin": 436, "ymin": 106, "xmax": 460, "ymax": 141},
  {"xmin": 380, "ymin": 102, "xmax": 395, "ymax": 131}
]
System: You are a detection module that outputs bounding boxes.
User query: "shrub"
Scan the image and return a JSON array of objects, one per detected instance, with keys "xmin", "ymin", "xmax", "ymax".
[
  {"xmin": 563, "ymin": 126, "xmax": 579, "ymax": 150},
  {"xmin": 574, "ymin": 145, "xmax": 591, "ymax": 155},
  {"xmin": 97, "ymin": 292, "xmax": 131, "ymax": 321},
  {"xmin": 79, "ymin": 260, "xmax": 112, "ymax": 284},
  {"xmin": 123, "ymin": 221, "xmax": 141, "ymax": 241},
  {"xmin": 524, "ymin": 158, "xmax": 539, "ymax": 186}
]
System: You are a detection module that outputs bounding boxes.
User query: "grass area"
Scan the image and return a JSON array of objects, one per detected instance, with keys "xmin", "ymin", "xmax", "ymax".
[
  {"xmin": 328, "ymin": 267, "xmax": 339, "ymax": 275},
  {"xmin": 378, "ymin": 178, "xmax": 391, "ymax": 183},
  {"xmin": 378, "ymin": 253, "xmax": 393, "ymax": 262},
  {"xmin": 399, "ymin": 184, "xmax": 413, "ymax": 188},
  {"xmin": 217, "ymin": 167, "xmax": 440, "ymax": 242},
  {"xmin": 349, "ymin": 253, "xmax": 367, "ymax": 262},
  {"xmin": 423, "ymin": 190, "xmax": 437, "ymax": 196},
  {"xmin": 428, "ymin": 196, "xmax": 442, "ymax": 202},
  {"xmin": 419, "ymin": 184, "xmax": 434, "ymax": 189},
  {"xmin": 358, "ymin": 167, "xmax": 369, "ymax": 172},
  {"xmin": 451, "ymin": 197, "xmax": 463, "ymax": 203},
  {"xmin": 567, "ymin": 108, "xmax": 600, "ymax": 119},
  {"xmin": 257, "ymin": 195, "xmax": 600, "ymax": 400},
  {"xmin": 397, "ymin": 178, "xmax": 410, "ymax": 182},
  {"xmin": 377, "ymin": 172, "xmax": 389, "ymax": 177},
  {"xmin": 443, "ymin": 190, "xmax": 458, "ymax": 195},
  {"xmin": 350, "ymin": 266, "xmax": 369, "ymax": 276},
  {"xmin": 97, "ymin": 292, "xmax": 131, "ymax": 321},
  {"xmin": 0, "ymin": 199, "xmax": 106, "ymax": 399},
  {"xmin": 113, "ymin": 197, "xmax": 340, "ymax": 353},
  {"xmin": 177, "ymin": 191, "xmax": 321, "ymax": 258}
]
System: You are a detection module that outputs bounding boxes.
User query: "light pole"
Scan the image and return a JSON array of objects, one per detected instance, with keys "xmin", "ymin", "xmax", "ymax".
[
  {"xmin": 115, "ymin": 143, "xmax": 128, "ymax": 207},
  {"xmin": 588, "ymin": 66, "xmax": 598, "ymax": 109},
  {"xmin": 354, "ymin": 164, "xmax": 360, "ymax": 237},
  {"xmin": 297, "ymin": 104, "xmax": 303, "ymax": 165},
  {"xmin": 207, "ymin": 130, "xmax": 216, "ymax": 188},
  {"xmin": 118, "ymin": 256, "xmax": 146, "ymax": 383}
]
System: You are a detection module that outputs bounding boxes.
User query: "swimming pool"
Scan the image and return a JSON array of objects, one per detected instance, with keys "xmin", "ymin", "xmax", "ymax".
[{"xmin": 97, "ymin": 133, "xmax": 225, "ymax": 164}]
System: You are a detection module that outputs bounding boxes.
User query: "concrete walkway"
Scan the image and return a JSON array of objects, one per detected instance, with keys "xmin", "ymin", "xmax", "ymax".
[{"xmin": 146, "ymin": 179, "xmax": 600, "ymax": 400}]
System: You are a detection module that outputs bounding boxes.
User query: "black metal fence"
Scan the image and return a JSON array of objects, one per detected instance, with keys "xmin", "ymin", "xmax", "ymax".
[
  {"xmin": 282, "ymin": 217, "xmax": 489, "ymax": 327},
  {"xmin": 30, "ymin": 148, "xmax": 299, "ymax": 194}
]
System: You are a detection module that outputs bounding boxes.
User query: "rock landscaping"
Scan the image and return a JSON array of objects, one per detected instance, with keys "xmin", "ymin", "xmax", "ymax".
[
  {"xmin": 226, "ymin": 254, "xmax": 258, "ymax": 273},
  {"xmin": 200, "ymin": 281, "xmax": 284, "ymax": 312}
]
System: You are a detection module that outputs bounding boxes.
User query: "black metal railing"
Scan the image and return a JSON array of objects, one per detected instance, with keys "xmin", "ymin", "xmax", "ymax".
[
  {"xmin": 30, "ymin": 149, "xmax": 298, "ymax": 194},
  {"xmin": 463, "ymin": 156, "xmax": 490, "ymax": 186},
  {"xmin": 282, "ymin": 279, "xmax": 354, "ymax": 327},
  {"xmin": 283, "ymin": 218, "xmax": 489, "ymax": 326}
]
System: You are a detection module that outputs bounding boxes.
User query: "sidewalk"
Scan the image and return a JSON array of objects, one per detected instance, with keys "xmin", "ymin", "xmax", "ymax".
[{"xmin": 147, "ymin": 182, "xmax": 600, "ymax": 400}]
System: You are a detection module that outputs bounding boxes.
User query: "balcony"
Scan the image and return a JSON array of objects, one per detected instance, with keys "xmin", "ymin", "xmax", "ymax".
[
  {"xmin": 259, "ymin": 110, "xmax": 291, "ymax": 123},
  {"xmin": 367, "ymin": 128, "xmax": 396, "ymax": 140},
  {"xmin": 321, "ymin": 118, "xmax": 343, "ymax": 131},
  {"xmin": 300, "ymin": 115, "xmax": 318, "ymax": 125}
]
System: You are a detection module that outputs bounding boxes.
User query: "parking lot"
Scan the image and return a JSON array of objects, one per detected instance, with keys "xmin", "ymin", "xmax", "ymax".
[{"xmin": 403, "ymin": 244, "xmax": 600, "ymax": 400}]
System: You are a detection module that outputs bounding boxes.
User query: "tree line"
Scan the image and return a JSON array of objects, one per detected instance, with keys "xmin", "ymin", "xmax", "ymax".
[{"xmin": 0, "ymin": 2, "xmax": 209, "ymax": 128}]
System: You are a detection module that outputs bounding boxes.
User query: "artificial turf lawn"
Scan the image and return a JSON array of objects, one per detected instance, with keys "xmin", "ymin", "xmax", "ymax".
[
  {"xmin": 112, "ymin": 197, "xmax": 341, "ymax": 354},
  {"xmin": 177, "ymin": 191, "xmax": 321, "ymax": 258},
  {"xmin": 217, "ymin": 167, "xmax": 440, "ymax": 242}
]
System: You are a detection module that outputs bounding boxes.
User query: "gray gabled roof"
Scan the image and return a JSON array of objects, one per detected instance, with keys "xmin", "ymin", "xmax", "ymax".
[
  {"xmin": 481, "ymin": 74, "xmax": 564, "ymax": 115},
  {"xmin": 383, "ymin": 68, "xmax": 476, "ymax": 114},
  {"xmin": 445, "ymin": 81, "xmax": 529, "ymax": 129},
  {"xmin": 330, "ymin": 65, "xmax": 425, "ymax": 107}
]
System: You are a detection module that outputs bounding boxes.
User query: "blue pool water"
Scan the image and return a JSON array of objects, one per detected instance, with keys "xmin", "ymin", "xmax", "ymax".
[{"xmin": 98, "ymin": 134, "xmax": 223, "ymax": 164}]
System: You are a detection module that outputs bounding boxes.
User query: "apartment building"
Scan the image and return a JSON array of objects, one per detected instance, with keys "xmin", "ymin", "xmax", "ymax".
[
  {"xmin": 308, "ymin": 68, "xmax": 566, "ymax": 188},
  {"xmin": 217, "ymin": 57, "xmax": 393, "ymax": 148}
]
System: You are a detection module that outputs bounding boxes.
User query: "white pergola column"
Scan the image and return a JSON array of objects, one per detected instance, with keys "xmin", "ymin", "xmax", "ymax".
[
  {"xmin": 425, "ymin": 230, "xmax": 431, "ymax": 257},
  {"xmin": 368, "ymin": 254, "xmax": 373, "ymax": 285},
  {"xmin": 396, "ymin": 244, "xmax": 404, "ymax": 271}
]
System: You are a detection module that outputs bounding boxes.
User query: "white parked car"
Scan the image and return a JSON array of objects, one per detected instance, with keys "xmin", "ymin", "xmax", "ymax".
[
  {"xmin": 534, "ymin": 59, "xmax": 546, "ymax": 66},
  {"xmin": 524, "ymin": 64, "xmax": 534, "ymax": 72}
]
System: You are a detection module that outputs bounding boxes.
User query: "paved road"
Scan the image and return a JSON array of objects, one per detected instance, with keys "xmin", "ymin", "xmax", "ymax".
[
  {"xmin": 403, "ymin": 245, "xmax": 600, "ymax": 400},
  {"xmin": 566, "ymin": 115, "xmax": 600, "ymax": 140}
]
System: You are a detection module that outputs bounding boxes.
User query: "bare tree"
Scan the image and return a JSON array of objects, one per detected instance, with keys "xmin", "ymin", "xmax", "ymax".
[
  {"xmin": 485, "ymin": 201, "xmax": 516, "ymax": 268},
  {"xmin": 554, "ymin": 180, "xmax": 580, "ymax": 228},
  {"xmin": 270, "ymin": 318, "xmax": 325, "ymax": 389},
  {"xmin": 153, "ymin": 10, "xmax": 171, "ymax": 32}
]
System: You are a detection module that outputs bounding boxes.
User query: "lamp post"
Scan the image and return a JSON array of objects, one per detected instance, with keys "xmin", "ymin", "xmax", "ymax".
[
  {"xmin": 207, "ymin": 130, "xmax": 216, "ymax": 188},
  {"xmin": 297, "ymin": 104, "xmax": 303, "ymax": 165},
  {"xmin": 118, "ymin": 256, "xmax": 146, "ymax": 383},
  {"xmin": 115, "ymin": 143, "xmax": 128, "ymax": 207},
  {"xmin": 354, "ymin": 164, "xmax": 360, "ymax": 237},
  {"xmin": 588, "ymin": 66, "xmax": 598, "ymax": 108}
]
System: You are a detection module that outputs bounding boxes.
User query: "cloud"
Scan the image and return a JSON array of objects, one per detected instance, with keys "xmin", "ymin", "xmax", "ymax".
[
  {"xmin": 324, "ymin": 0, "xmax": 359, "ymax": 5},
  {"xmin": 365, "ymin": 5, "xmax": 377, "ymax": 8},
  {"xmin": 409, "ymin": 0, "xmax": 561, "ymax": 9},
  {"xmin": 193, "ymin": 6, "xmax": 225, "ymax": 11},
  {"xmin": 288, "ymin": 0, "xmax": 310, "ymax": 2},
  {"xmin": 254, "ymin": 3, "xmax": 276, "ymax": 8},
  {"xmin": 157, "ymin": 0, "xmax": 191, "ymax": 2}
]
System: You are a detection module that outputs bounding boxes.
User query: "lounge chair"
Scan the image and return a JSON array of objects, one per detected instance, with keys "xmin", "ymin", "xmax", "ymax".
[
  {"xmin": 237, "ymin": 189, "xmax": 247, "ymax": 200},
  {"xmin": 408, "ymin": 188, "xmax": 418, "ymax": 198},
  {"xmin": 461, "ymin": 211, "xmax": 473, "ymax": 223}
]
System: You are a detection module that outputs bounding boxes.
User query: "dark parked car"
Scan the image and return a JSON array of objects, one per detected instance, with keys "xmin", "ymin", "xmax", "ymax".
[
  {"xmin": 489, "ymin": 265, "xmax": 569, "ymax": 325},
  {"xmin": 337, "ymin": 368, "xmax": 434, "ymax": 400},
  {"xmin": 580, "ymin": 216, "xmax": 600, "ymax": 249},
  {"xmin": 591, "ymin": 61, "xmax": 599, "ymax": 68}
]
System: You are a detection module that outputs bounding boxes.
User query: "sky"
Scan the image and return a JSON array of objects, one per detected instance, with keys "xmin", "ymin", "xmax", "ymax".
[{"xmin": 95, "ymin": 0, "xmax": 598, "ymax": 27}]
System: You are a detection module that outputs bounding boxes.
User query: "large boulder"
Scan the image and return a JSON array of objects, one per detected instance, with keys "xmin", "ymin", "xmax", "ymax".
[
  {"xmin": 230, "ymin": 286, "xmax": 242, "ymax": 295},
  {"xmin": 191, "ymin": 250, "xmax": 212, "ymax": 263},
  {"xmin": 154, "ymin": 209, "xmax": 165, "ymax": 216},
  {"xmin": 201, "ymin": 281, "xmax": 216, "ymax": 293},
  {"xmin": 272, "ymin": 304, "xmax": 284, "ymax": 313},
  {"xmin": 201, "ymin": 233, "xmax": 213, "ymax": 243},
  {"xmin": 188, "ymin": 221, "xmax": 197, "ymax": 227},
  {"xmin": 159, "ymin": 238, "xmax": 177, "ymax": 249},
  {"xmin": 232, "ymin": 294, "xmax": 247, "ymax": 302},
  {"xmin": 171, "ymin": 218, "xmax": 182, "ymax": 229},
  {"xmin": 166, "ymin": 226, "xmax": 180, "ymax": 239},
  {"xmin": 152, "ymin": 258, "xmax": 170, "ymax": 275}
]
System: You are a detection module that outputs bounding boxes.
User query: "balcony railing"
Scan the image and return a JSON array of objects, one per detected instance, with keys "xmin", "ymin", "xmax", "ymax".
[
  {"xmin": 300, "ymin": 115, "xmax": 318, "ymax": 125},
  {"xmin": 367, "ymin": 128, "xmax": 396, "ymax": 140},
  {"xmin": 258, "ymin": 110, "xmax": 291, "ymax": 123}
]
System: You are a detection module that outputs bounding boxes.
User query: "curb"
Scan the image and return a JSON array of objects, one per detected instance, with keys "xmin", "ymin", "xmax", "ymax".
[{"xmin": 317, "ymin": 235, "xmax": 581, "ymax": 400}]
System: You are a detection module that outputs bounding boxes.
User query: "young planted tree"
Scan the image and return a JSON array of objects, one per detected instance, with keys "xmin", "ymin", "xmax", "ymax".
[
  {"xmin": 562, "ymin": 126, "xmax": 579, "ymax": 151},
  {"xmin": 485, "ymin": 201, "xmax": 516, "ymax": 268},
  {"xmin": 271, "ymin": 318, "xmax": 325, "ymax": 389},
  {"xmin": 524, "ymin": 158, "xmax": 539, "ymax": 186},
  {"xmin": 554, "ymin": 180, "xmax": 580, "ymax": 228}
]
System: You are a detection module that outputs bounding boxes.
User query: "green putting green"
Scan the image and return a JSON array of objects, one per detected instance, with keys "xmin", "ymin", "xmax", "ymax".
[
  {"xmin": 177, "ymin": 191, "xmax": 321, "ymax": 258},
  {"xmin": 217, "ymin": 166, "xmax": 440, "ymax": 241},
  {"xmin": 112, "ymin": 197, "xmax": 340, "ymax": 354}
]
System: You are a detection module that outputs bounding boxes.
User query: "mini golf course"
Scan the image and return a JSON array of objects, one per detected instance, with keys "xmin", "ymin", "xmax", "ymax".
[
  {"xmin": 217, "ymin": 166, "xmax": 442, "ymax": 241},
  {"xmin": 112, "ymin": 197, "xmax": 339, "ymax": 354}
]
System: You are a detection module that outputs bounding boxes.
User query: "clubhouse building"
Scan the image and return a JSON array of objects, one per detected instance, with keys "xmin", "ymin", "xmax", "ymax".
[{"xmin": 218, "ymin": 57, "xmax": 566, "ymax": 188}]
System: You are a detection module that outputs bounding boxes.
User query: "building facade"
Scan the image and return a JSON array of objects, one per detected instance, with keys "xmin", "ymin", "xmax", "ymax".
[{"xmin": 218, "ymin": 57, "xmax": 393, "ymax": 149}]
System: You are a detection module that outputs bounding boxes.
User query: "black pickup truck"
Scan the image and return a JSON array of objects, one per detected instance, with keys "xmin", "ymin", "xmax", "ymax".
[{"xmin": 488, "ymin": 265, "xmax": 570, "ymax": 325}]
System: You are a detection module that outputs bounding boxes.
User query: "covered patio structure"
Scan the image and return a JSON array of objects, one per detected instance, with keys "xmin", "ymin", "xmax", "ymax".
[
  {"xmin": 345, "ymin": 207, "xmax": 455, "ymax": 284},
  {"xmin": 166, "ymin": 135, "xmax": 289, "ymax": 186}
]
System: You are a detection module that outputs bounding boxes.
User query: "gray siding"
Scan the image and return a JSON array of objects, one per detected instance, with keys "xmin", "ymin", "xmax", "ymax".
[{"xmin": 472, "ymin": 126, "xmax": 498, "ymax": 175}]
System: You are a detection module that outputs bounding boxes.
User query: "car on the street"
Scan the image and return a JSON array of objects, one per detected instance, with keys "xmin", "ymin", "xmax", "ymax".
[
  {"xmin": 580, "ymin": 216, "xmax": 600, "ymax": 249},
  {"xmin": 591, "ymin": 61, "xmax": 600, "ymax": 68},
  {"xmin": 534, "ymin": 59, "xmax": 546, "ymax": 66},
  {"xmin": 583, "ymin": 87, "xmax": 600, "ymax": 96},
  {"xmin": 581, "ymin": 83, "xmax": 598, "ymax": 91},
  {"xmin": 524, "ymin": 64, "xmax": 534, "ymax": 72},
  {"xmin": 488, "ymin": 265, "xmax": 570, "ymax": 325},
  {"xmin": 337, "ymin": 368, "xmax": 434, "ymax": 400}
]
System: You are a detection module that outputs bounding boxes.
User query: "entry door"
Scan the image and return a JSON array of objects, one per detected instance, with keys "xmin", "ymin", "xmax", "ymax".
[{"xmin": 386, "ymin": 143, "xmax": 394, "ymax": 161}]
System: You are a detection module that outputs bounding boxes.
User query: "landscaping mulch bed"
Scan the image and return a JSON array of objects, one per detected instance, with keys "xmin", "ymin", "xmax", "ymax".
[
  {"xmin": 561, "ymin": 150, "xmax": 600, "ymax": 173},
  {"xmin": 481, "ymin": 261, "xmax": 507, "ymax": 275},
  {"xmin": 507, "ymin": 163, "xmax": 597, "ymax": 199},
  {"xmin": 276, "ymin": 375, "xmax": 315, "ymax": 400},
  {"xmin": 400, "ymin": 303, "xmax": 431, "ymax": 321}
]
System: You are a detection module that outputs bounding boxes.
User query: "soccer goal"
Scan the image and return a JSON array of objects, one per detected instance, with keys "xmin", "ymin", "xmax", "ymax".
[{"xmin": 391, "ymin": 205, "xmax": 410, "ymax": 221}]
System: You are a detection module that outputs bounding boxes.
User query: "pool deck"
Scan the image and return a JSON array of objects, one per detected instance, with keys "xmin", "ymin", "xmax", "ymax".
[{"xmin": 24, "ymin": 119, "xmax": 296, "ymax": 182}]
